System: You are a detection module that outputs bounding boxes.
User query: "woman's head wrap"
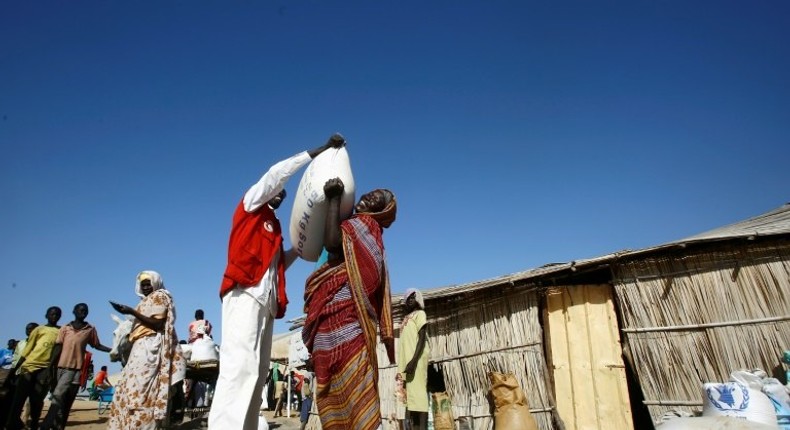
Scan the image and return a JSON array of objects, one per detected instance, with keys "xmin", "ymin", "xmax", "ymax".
[
  {"xmin": 365, "ymin": 189, "xmax": 397, "ymax": 228},
  {"xmin": 135, "ymin": 270, "xmax": 164, "ymax": 298},
  {"xmin": 403, "ymin": 287, "xmax": 424, "ymax": 309}
]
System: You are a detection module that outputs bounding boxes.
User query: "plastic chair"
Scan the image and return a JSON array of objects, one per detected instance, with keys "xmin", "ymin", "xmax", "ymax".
[{"xmin": 97, "ymin": 386, "xmax": 115, "ymax": 415}]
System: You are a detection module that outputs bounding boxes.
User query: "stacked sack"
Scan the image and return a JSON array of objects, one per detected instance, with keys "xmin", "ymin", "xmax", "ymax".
[{"xmin": 702, "ymin": 369, "xmax": 790, "ymax": 429}]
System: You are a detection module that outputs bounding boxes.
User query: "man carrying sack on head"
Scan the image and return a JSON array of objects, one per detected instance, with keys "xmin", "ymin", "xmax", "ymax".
[{"xmin": 208, "ymin": 135, "xmax": 345, "ymax": 430}]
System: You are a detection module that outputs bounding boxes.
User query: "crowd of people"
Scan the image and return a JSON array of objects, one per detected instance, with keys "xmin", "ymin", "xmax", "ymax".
[
  {"xmin": 1, "ymin": 304, "xmax": 112, "ymax": 430},
  {"xmin": 1, "ymin": 134, "xmax": 431, "ymax": 430}
]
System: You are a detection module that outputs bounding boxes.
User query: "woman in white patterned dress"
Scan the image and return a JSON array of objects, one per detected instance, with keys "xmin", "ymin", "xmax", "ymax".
[{"xmin": 108, "ymin": 270, "xmax": 186, "ymax": 429}]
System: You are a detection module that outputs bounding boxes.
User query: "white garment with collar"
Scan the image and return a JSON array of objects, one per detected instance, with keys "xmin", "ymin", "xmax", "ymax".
[{"xmin": 209, "ymin": 151, "xmax": 309, "ymax": 430}]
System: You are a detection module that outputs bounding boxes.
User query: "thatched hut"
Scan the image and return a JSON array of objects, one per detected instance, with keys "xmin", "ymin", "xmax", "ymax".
[
  {"xmin": 395, "ymin": 203, "xmax": 790, "ymax": 430},
  {"xmin": 303, "ymin": 203, "xmax": 790, "ymax": 430}
]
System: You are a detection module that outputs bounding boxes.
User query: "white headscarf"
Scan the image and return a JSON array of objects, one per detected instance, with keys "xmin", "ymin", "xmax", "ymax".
[
  {"xmin": 135, "ymin": 270, "xmax": 164, "ymax": 298},
  {"xmin": 402, "ymin": 288, "xmax": 424, "ymax": 309}
]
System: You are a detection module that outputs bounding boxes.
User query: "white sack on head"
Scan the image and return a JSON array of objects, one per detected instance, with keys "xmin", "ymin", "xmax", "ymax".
[{"xmin": 289, "ymin": 147, "xmax": 355, "ymax": 262}]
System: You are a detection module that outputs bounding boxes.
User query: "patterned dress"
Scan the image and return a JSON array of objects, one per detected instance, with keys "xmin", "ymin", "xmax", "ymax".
[
  {"xmin": 108, "ymin": 289, "xmax": 186, "ymax": 430},
  {"xmin": 303, "ymin": 214, "xmax": 395, "ymax": 430}
]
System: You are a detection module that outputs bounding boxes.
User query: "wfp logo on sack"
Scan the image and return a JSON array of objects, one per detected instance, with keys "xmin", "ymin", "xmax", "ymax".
[{"xmin": 705, "ymin": 382, "xmax": 750, "ymax": 412}]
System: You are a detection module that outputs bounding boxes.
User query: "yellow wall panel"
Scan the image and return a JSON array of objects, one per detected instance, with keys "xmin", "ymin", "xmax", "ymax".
[{"xmin": 546, "ymin": 285, "xmax": 633, "ymax": 430}]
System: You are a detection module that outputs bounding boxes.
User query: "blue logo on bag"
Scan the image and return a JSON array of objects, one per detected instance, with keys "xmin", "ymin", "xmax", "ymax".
[{"xmin": 706, "ymin": 383, "xmax": 750, "ymax": 411}]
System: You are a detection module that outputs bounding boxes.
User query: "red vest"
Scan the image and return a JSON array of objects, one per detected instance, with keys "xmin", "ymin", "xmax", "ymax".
[{"xmin": 220, "ymin": 199, "xmax": 288, "ymax": 318}]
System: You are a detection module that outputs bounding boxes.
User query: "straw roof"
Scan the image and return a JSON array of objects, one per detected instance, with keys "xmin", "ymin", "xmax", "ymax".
[
  {"xmin": 677, "ymin": 202, "xmax": 790, "ymax": 242},
  {"xmin": 400, "ymin": 203, "xmax": 790, "ymax": 304}
]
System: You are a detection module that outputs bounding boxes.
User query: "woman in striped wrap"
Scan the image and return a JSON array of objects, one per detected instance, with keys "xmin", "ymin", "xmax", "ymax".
[{"xmin": 302, "ymin": 177, "xmax": 397, "ymax": 430}]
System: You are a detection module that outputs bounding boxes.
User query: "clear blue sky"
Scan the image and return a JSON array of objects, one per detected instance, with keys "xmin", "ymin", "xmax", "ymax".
[{"xmin": 2, "ymin": 1, "xmax": 788, "ymax": 376}]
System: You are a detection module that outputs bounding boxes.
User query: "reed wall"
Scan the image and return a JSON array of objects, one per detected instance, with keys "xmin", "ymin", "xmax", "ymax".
[
  {"xmin": 410, "ymin": 288, "xmax": 557, "ymax": 430},
  {"xmin": 612, "ymin": 239, "xmax": 790, "ymax": 423}
]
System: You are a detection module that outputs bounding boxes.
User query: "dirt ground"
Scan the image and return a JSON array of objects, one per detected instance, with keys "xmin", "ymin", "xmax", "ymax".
[{"xmin": 43, "ymin": 399, "xmax": 304, "ymax": 429}]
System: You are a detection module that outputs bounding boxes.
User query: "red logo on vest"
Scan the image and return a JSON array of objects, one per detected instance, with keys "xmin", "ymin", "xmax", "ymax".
[{"xmin": 264, "ymin": 221, "xmax": 274, "ymax": 232}]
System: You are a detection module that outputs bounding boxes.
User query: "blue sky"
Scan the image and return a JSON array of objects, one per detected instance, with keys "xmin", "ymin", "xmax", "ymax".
[{"xmin": 2, "ymin": 1, "xmax": 788, "ymax": 375}]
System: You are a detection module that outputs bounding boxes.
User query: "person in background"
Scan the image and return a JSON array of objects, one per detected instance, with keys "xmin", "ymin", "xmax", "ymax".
[
  {"xmin": 93, "ymin": 365, "xmax": 112, "ymax": 391},
  {"xmin": 108, "ymin": 270, "xmax": 186, "ymax": 430},
  {"xmin": 208, "ymin": 135, "xmax": 345, "ymax": 430},
  {"xmin": 0, "ymin": 339, "xmax": 18, "ymax": 426},
  {"xmin": 302, "ymin": 178, "xmax": 398, "ymax": 430},
  {"xmin": 79, "ymin": 353, "xmax": 93, "ymax": 394},
  {"xmin": 41, "ymin": 303, "xmax": 111, "ymax": 430},
  {"xmin": 291, "ymin": 370, "xmax": 304, "ymax": 412},
  {"xmin": 9, "ymin": 323, "xmax": 39, "ymax": 427},
  {"xmin": 273, "ymin": 378, "xmax": 288, "ymax": 418},
  {"xmin": 5, "ymin": 307, "xmax": 62, "ymax": 430},
  {"xmin": 184, "ymin": 309, "xmax": 212, "ymax": 407},
  {"xmin": 398, "ymin": 288, "xmax": 430, "ymax": 430},
  {"xmin": 12, "ymin": 323, "xmax": 38, "ymax": 369},
  {"xmin": 300, "ymin": 372, "xmax": 313, "ymax": 430},
  {"xmin": 264, "ymin": 363, "xmax": 282, "ymax": 411},
  {"xmin": 187, "ymin": 309, "xmax": 212, "ymax": 343},
  {"xmin": 1, "ymin": 339, "xmax": 18, "ymax": 369},
  {"xmin": 394, "ymin": 372, "xmax": 407, "ymax": 428}
]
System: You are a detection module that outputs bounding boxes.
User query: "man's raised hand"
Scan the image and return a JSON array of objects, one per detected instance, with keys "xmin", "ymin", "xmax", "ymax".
[
  {"xmin": 308, "ymin": 133, "xmax": 346, "ymax": 159},
  {"xmin": 326, "ymin": 133, "xmax": 345, "ymax": 148}
]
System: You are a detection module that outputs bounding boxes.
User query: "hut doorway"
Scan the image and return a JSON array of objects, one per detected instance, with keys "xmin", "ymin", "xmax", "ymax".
[{"xmin": 544, "ymin": 284, "xmax": 634, "ymax": 430}]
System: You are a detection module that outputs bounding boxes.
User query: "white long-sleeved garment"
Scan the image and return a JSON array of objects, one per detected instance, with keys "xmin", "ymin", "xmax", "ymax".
[{"xmin": 209, "ymin": 151, "xmax": 310, "ymax": 430}]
